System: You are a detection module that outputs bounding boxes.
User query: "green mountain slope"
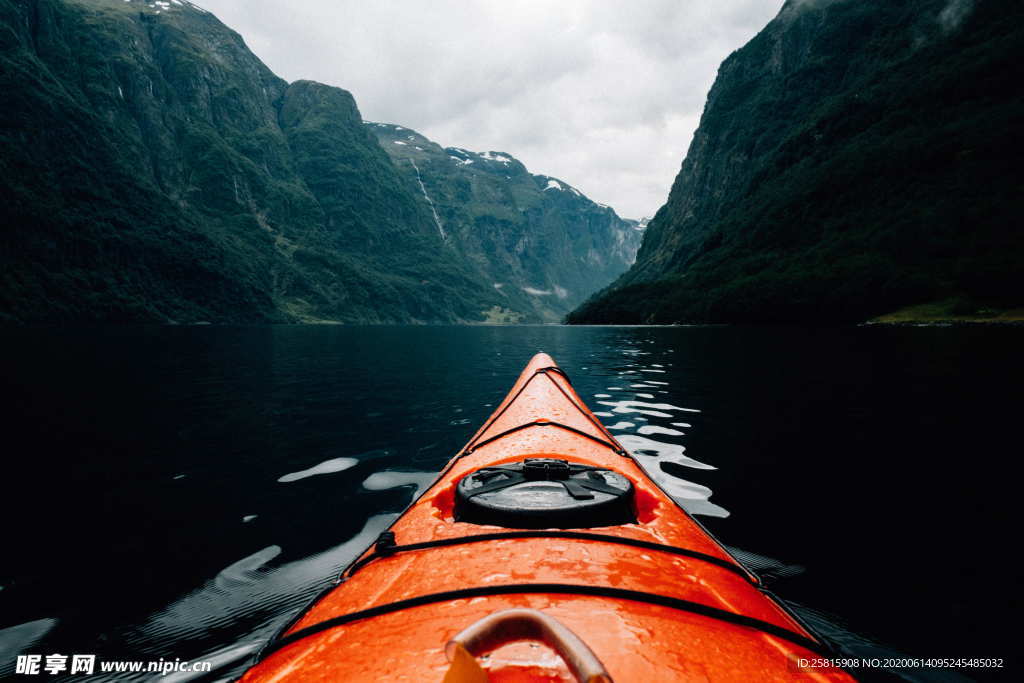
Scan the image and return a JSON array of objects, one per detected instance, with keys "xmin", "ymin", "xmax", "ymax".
[
  {"xmin": 568, "ymin": 0, "xmax": 1023, "ymax": 324},
  {"xmin": 0, "ymin": 0, "xmax": 572, "ymax": 323},
  {"xmin": 369, "ymin": 123, "xmax": 643, "ymax": 320}
]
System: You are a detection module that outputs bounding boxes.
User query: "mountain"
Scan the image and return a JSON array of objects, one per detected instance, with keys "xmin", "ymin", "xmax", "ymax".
[
  {"xmin": 0, "ymin": 0, "xmax": 634, "ymax": 324},
  {"xmin": 568, "ymin": 0, "xmax": 1023, "ymax": 324},
  {"xmin": 368, "ymin": 123, "xmax": 642, "ymax": 320}
]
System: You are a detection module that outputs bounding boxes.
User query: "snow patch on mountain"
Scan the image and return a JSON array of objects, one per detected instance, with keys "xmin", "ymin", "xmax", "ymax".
[{"xmin": 479, "ymin": 151, "xmax": 514, "ymax": 164}]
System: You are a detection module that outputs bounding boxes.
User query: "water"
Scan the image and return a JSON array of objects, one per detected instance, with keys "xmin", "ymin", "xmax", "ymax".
[{"xmin": 0, "ymin": 325, "xmax": 1019, "ymax": 681}]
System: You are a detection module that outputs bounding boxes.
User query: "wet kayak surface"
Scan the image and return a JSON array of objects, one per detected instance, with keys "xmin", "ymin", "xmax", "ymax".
[{"xmin": 1, "ymin": 325, "xmax": 1020, "ymax": 680}]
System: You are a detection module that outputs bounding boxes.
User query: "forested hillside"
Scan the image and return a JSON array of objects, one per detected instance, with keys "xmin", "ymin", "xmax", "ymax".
[
  {"xmin": 569, "ymin": 0, "xmax": 1023, "ymax": 324},
  {"xmin": 0, "ymin": 0, "xmax": 636, "ymax": 323},
  {"xmin": 370, "ymin": 122, "xmax": 642, "ymax": 320}
]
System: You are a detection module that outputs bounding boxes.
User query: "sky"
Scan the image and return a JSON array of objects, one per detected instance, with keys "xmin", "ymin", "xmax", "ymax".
[{"xmin": 195, "ymin": 1, "xmax": 785, "ymax": 220}]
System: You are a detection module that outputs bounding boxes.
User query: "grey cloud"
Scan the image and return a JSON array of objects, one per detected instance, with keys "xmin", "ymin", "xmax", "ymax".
[{"xmin": 196, "ymin": 0, "xmax": 782, "ymax": 218}]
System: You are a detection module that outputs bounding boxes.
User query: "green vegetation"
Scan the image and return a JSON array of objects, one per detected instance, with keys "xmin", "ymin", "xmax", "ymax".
[
  {"xmin": 368, "ymin": 124, "xmax": 642, "ymax": 321},
  {"xmin": 870, "ymin": 298, "xmax": 1024, "ymax": 325},
  {"xmin": 480, "ymin": 306, "xmax": 526, "ymax": 324},
  {"xmin": 0, "ymin": 0, "xmax": 544, "ymax": 323},
  {"xmin": 569, "ymin": 0, "xmax": 1023, "ymax": 325}
]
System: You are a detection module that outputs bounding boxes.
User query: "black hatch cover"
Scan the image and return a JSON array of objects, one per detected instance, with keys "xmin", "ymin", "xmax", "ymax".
[{"xmin": 454, "ymin": 458, "xmax": 635, "ymax": 529}]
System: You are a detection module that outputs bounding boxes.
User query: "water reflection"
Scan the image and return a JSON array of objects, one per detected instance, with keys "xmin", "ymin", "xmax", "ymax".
[
  {"xmin": 5, "ymin": 325, "xmax": 1010, "ymax": 678},
  {"xmin": 0, "ymin": 619, "xmax": 57, "ymax": 669},
  {"xmin": 588, "ymin": 341, "xmax": 730, "ymax": 519},
  {"xmin": 361, "ymin": 471, "xmax": 435, "ymax": 493},
  {"xmin": 277, "ymin": 457, "xmax": 358, "ymax": 483},
  {"xmin": 114, "ymin": 514, "xmax": 395, "ymax": 681},
  {"xmin": 635, "ymin": 425, "xmax": 683, "ymax": 436}
]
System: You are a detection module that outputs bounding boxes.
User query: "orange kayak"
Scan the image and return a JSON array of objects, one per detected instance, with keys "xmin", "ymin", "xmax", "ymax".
[{"xmin": 242, "ymin": 353, "xmax": 853, "ymax": 682}]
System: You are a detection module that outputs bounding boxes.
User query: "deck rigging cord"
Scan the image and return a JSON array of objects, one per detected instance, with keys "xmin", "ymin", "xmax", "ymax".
[
  {"xmin": 343, "ymin": 529, "xmax": 760, "ymax": 585},
  {"xmin": 251, "ymin": 358, "xmax": 842, "ymax": 672},
  {"xmin": 256, "ymin": 583, "xmax": 835, "ymax": 663},
  {"xmin": 459, "ymin": 367, "xmax": 629, "ymax": 458}
]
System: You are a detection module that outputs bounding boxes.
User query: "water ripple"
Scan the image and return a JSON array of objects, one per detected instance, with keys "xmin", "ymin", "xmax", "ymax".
[
  {"xmin": 636, "ymin": 425, "xmax": 684, "ymax": 437},
  {"xmin": 596, "ymin": 347, "xmax": 728, "ymax": 519},
  {"xmin": 0, "ymin": 619, "xmax": 58, "ymax": 677},
  {"xmin": 113, "ymin": 515, "xmax": 395, "ymax": 681},
  {"xmin": 277, "ymin": 457, "xmax": 358, "ymax": 483},
  {"xmin": 361, "ymin": 471, "xmax": 435, "ymax": 493},
  {"xmin": 617, "ymin": 434, "xmax": 714, "ymax": 472}
]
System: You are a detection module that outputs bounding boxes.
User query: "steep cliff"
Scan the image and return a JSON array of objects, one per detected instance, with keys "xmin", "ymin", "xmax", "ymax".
[
  {"xmin": 369, "ymin": 123, "xmax": 643, "ymax": 320},
  {"xmin": 569, "ymin": 0, "xmax": 1023, "ymax": 324},
  {"xmin": 0, "ymin": 0, "xmax": 514, "ymax": 322}
]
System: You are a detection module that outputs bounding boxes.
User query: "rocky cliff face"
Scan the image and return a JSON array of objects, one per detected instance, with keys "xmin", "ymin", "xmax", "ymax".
[
  {"xmin": 570, "ymin": 0, "xmax": 1023, "ymax": 324},
  {"xmin": 0, "ymin": 0, "xmax": 500, "ymax": 323},
  {"xmin": 369, "ymin": 123, "xmax": 643, "ymax": 320},
  {"xmin": 0, "ymin": 0, "xmax": 634, "ymax": 323}
]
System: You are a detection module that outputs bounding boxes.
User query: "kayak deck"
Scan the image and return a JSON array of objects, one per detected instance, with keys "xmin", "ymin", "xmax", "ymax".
[{"xmin": 242, "ymin": 353, "xmax": 851, "ymax": 681}]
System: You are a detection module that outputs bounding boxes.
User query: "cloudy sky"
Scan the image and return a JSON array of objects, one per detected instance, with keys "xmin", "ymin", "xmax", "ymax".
[{"xmin": 196, "ymin": 1, "xmax": 784, "ymax": 219}]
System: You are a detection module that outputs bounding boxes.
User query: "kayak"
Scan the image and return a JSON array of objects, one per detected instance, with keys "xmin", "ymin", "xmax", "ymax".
[{"xmin": 242, "ymin": 353, "xmax": 852, "ymax": 682}]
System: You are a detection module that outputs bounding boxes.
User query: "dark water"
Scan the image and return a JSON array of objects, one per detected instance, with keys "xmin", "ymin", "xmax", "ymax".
[{"xmin": 0, "ymin": 325, "xmax": 1020, "ymax": 681}]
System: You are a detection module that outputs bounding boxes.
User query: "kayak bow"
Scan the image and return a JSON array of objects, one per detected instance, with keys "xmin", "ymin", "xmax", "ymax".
[{"xmin": 242, "ymin": 353, "xmax": 852, "ymax": 682}]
